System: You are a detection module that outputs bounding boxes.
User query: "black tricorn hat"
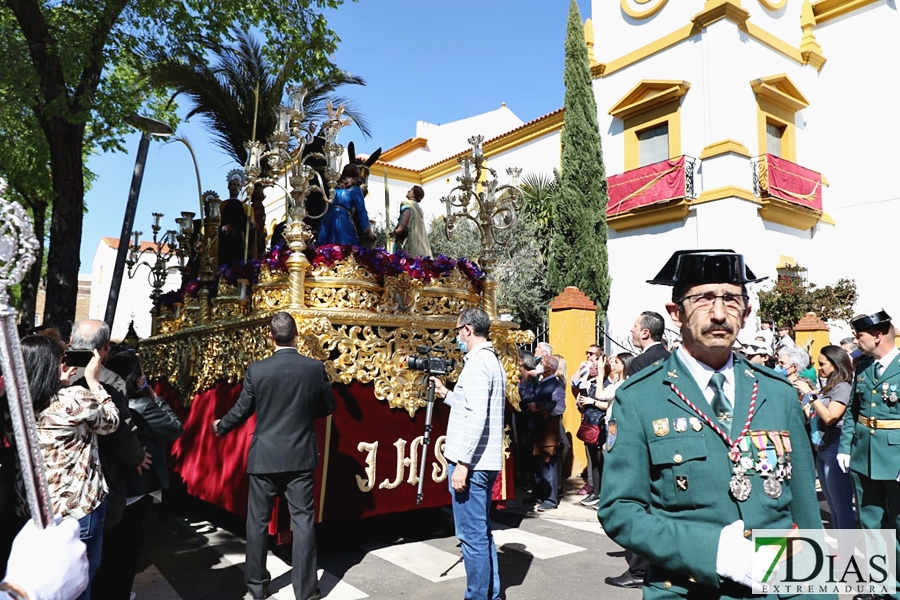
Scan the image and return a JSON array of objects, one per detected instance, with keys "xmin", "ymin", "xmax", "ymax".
[
  {"xmin": 648, "ymin": 250, "xmax": 767, "ymax": 286},
  {"xmin": 851, "ymin": 310, "xmax": 892, "ymax": 332}
]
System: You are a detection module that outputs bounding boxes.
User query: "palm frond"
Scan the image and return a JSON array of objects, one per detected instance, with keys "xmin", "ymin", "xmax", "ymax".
[{"xmin": 138, "ymin": 28, "xmax": 371, "ymax": 166}]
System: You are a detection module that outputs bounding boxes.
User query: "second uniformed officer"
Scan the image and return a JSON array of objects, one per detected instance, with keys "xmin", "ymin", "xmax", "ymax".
[
  {"xmin": 597, "ymin": 250, "xmax": 835, "ymax": 599},
  {"xmin": 837, "ymin": 310, "xmax": 900, "ymax": 600}
]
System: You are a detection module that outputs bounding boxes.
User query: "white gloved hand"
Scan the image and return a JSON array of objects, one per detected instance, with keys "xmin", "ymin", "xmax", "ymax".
[
  {"xmin": 716, "ymin": 520, "xmax": 778, "ymax": 589},
  {"xmin": 3, "ymin": 518, "xmax": 88, "ymax": 600},
  {"xmin": 836, "ymin": 454, "xmax": 851, "ymax": 474}
]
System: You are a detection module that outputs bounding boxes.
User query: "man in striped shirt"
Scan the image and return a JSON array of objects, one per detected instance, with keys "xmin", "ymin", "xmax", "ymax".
[{"xmin": 431, "ymin": 307, "xmax": 506, "ymax": 600}]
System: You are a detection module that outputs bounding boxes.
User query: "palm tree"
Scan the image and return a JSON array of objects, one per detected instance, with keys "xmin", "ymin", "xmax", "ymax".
[{"xmin": 141, "ymin": 28, "xmax": 371, "ymax": 169}]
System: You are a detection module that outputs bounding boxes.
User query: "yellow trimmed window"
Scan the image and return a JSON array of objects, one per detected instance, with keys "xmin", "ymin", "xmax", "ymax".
[
  {"xmin": 608, "ymin": 80, "xmax": 690, "ymax": 171},
  {"xmin": 751, "ymin": 74, "xmax": 808, "ymax": 163}
]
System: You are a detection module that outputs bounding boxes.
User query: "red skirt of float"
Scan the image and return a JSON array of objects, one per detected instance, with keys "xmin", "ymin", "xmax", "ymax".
[{"xmin": 160, "ymin": 378, "xmax": 513, "ymax": 538}]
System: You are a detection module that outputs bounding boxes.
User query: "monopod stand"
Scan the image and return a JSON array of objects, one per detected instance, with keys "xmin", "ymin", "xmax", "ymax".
[{"xmin": 416, "ymin": 377, "xmax": 437, "ymax": 505}]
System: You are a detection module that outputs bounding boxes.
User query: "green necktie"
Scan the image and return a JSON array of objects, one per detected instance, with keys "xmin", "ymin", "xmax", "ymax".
[
  {"xmin": 710, "ymin": 372, "xmax": 732, "ymax": 434},
  {"xmin": 875, "ymin": 362, "xmax": 883, "ymax": 380}
]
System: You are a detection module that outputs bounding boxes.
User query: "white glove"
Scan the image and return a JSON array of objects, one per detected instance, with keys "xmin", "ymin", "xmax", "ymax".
[
  {"xmin": 836, "ymin": 453, "xmax": 851, "ymax": 474},
  {"xmin": 3, "ymin": 518, "xmax": 88, "ymax": 600},
  {"xmin": 716, "ymin": 520, "xmax": 777, "ymax": 589}
]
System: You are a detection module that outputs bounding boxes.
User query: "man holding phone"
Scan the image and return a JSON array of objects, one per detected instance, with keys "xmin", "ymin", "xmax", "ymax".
[{"xmin": 67, "ymin": 319, "xmax": 149, "ymax": 600}]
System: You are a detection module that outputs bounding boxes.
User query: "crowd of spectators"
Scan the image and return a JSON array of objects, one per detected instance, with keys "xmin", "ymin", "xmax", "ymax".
[{"xmin": 1, "ymin": 319, "xmax": 183, "ymax": 600}]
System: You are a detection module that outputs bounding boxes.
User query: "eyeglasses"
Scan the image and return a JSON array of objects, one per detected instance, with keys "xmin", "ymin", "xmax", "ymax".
[
  {"xmin": 680, "ymin": 292, "xmax": 748, "ymax": 313},
  {"xmin": 454, "ymin": 324, "xmax": 468, "ymax": 333}
]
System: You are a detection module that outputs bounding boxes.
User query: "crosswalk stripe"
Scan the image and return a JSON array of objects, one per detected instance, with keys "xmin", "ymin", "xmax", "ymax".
[
  {"xmin": 491, "ymin": 524, "xmax": 585, "ymax": 559},
  {"xmin": 187, "ymin": 520, "xmax": 369, "ymax": 599},
  {"xmin": 317, "ymin": 569, "xmax": 370, "ymax": 600},
  {"xmin": 370, "ymin": 541, "xmax": 467, "ymax": 583},
  {"xmin": 544, "ymin": 518, "xmax": 607, "ymax": 536}
]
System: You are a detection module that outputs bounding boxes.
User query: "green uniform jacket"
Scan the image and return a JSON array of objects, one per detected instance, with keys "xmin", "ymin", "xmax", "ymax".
[
  {"xmin": 597, "ymin": 352, "xmax": 834, "ymax": 600},
  {"xmin": 838, "ymin": 353, "xmax": 900, "ymax": 480}
]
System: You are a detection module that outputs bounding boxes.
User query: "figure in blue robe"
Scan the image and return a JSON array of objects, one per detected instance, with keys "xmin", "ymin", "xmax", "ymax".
[{"xmin": 317, "ymin": 164, "xmax": 375, "ymax": 247}]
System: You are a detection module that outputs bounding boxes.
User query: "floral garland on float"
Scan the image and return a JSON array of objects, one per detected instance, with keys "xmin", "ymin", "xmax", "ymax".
[{"xmin": 154, "ymin": 243, "xmax": 485, "ymax": 313}]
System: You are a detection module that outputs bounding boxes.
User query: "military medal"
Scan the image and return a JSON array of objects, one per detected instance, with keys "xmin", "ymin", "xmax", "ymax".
[
  {"xmin": 890, "ymin": 384, "xmax": 898, "ymax": 404},
  {"xmin": 690, "ymin": 417, "xmax": 702, "ymax": 431},
  {"xmin": 653, "ymin": 418, "xmax": 670, "ymax": 437},
  {"xmin": 883, "ymin": 382, "xmax": 891, "ymax": 403},
  {"xmin": 763, "ymin": 476, "xmax": 783, "ymax": 499},
  {"xmin": 730, "ymin": 462, "xmax": 752, "ymax": 501},
  {"xmin": 780, "ymin": 431, "xmax": 793, "ymax": 479},
  {"xmin": 751, "ymin": 431, "xmax": 771, "ymax": 475},
  {"xmin": 667, "ymin": 380, "xmax": 759, "ymax": 502},
  {"xmin": 770, "ymin": 431, "xmax": 788, "ymax": 480},
  {"xmin": 673, "ymin": 417, "xmax": 687, "ymax": 433}
]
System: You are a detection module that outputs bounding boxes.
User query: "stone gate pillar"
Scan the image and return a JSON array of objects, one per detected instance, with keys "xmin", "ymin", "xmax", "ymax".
[{"xmin": 794, "ymin": 312, "xmax": 829, "ymax": 366}]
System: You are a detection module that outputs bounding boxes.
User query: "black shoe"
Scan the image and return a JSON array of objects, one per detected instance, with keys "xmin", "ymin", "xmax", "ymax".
[
  {"xmin": 605, "ymin": 572, "xmax": 644, "ymax": 588},
  {"xmin": 852, "ymin": 595, "xmax": 883, "ymax": 600},
  {"xmin": 581, "ymin": 493, "xmax": 600, "ymax": 506}
]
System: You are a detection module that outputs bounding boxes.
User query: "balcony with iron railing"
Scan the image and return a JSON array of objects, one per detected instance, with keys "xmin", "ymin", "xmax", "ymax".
[
  {"xmin": 751, "ymin": 153, "xmax": 825, "ymax": 230},
  {"xmin": 606, "ymin": 155, "xmax": 696, "ymax": 232}
]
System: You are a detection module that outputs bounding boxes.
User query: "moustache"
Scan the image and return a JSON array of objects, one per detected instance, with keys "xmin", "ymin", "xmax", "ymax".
[{"xmin": 702, "ymin": 323, "xmax": 734, "ymax": 335}]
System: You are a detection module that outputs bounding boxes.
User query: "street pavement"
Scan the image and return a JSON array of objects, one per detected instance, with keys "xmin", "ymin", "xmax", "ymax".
[
  {"xmin": 132, "ymin": 478, "xmax": 844, "ymax": 600},
  {"xmin": 133, "ymin": 478, "xmax": 644, "ymax": 600}
]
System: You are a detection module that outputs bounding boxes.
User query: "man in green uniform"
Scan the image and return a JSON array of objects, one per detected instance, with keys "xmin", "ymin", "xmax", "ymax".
[
  {"xmin": 598, "ymin": 250, "xmax": 835, "ymax": 599},
  {"xmin": 838, "ymin": 310, "xmax": 900, "ymax": 600}
]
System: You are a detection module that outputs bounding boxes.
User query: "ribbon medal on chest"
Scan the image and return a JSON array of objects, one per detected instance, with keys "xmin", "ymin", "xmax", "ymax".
[{"xmin": 668, "ymin": 380, "xmax": 758, "ymax": 502}]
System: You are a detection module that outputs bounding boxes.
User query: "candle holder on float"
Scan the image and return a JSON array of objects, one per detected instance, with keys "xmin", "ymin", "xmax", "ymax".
[
  {"xmin": 440, "ymin": 135, "xmax": 524, "ymax": 317},
  {"xmin": 126, "ymin": 212, "xmax": 184, "ymax": 324},
  {"xmin": 243, "ymin": 86, "xmax": 353, "ymax": 309}
]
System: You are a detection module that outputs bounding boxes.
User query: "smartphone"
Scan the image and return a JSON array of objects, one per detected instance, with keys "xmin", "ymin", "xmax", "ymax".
[{"xmin": 64, "ymin": 350, "xmax": 93, "ymax": 368}]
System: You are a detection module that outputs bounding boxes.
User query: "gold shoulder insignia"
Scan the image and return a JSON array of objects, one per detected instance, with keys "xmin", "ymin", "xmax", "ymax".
[
  {"xmin": 744, "ymin": 369, "xmax": 755, "ymax": 378},
  {"xmin": 666, "ymin": 369, "xmax": 678, "ymax": 378}
]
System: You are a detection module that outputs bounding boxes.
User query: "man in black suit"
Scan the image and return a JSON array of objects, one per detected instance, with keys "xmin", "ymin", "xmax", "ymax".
[
  {"xmin": 213, "ymin": 312, "xmax": 335, "ymax": 600},
  {"xmin": 626, "ymin": 310, "xmax": 670, "ymax": 377},
  {"xmin": 605, "ymin": 310, "xmax": 671, "ymax": 589}
]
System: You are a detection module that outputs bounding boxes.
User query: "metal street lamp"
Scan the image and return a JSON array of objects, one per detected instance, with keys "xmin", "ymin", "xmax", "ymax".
[{"xmin": 104, "ymin": 115, "xmax": 174, "ymax": 330}]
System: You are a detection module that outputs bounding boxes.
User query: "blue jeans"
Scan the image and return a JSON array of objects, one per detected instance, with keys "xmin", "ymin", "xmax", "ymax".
[
  {"xmin": 448, "ymin": 464, "xmax": 501, "ymax": 600},
  {"xmin": 76, "ymin": 498, "xmax": 107, "ymax": 600},
  {"xmin": 537, "ymin": 454, "xmax": 559, "ymax": 506},
  {"xmin": 816, "ymin": 441, "xmax": 856, "ymax": 532}
]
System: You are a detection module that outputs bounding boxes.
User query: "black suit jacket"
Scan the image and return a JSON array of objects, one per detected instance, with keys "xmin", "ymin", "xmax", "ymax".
[
  {"xmin": 218, "ymin": 348, "xmax": 336, "ymax": 474},
  {"xmin": 627, "ymin": 343, "xmax": 670, "ymax": 377}
]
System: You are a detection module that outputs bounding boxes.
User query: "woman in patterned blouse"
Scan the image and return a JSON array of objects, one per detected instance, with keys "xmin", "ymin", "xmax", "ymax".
[{"xmin": 20, "ymin": 335, "xmax": 120, "ymax": 600}]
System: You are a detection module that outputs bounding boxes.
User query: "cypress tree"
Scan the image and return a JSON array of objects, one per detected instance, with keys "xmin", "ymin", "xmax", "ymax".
[{"xmin": 548, "ymin": 0, "xmax": 611, "ymax": 323}]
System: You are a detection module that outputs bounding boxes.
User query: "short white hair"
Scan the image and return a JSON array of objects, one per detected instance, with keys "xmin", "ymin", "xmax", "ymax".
[
  {"xmin": 536, "ymin": 342, "xmax": 553, "ymax": 355},
  {"xmin": 778, "ymin": 346, "xmax": 809, "ymax": 371}
]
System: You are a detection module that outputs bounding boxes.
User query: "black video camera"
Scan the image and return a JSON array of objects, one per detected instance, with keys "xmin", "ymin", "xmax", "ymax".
[{"xmin": 407, "ymin": 345, "xmax": 456, "ymax": 376}]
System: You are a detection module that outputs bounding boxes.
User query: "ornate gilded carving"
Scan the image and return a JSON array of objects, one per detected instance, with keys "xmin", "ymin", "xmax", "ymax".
[
  {"xmin": 310, "ymin": 255, "xmax": 379, "ymax": 283},
  {"xmin": 379, "ymin": 269, "xmax": 478, "ymax": 316},
  {"xmin": 252, "ymin": 282, "xmax": 289, "ymax": 313},
  {"xmin": 305, "ymin": 281, "xmax": 381, "ymax": 312},
  {"xmin": 379, "ymin": 273, "xmax": 423, "ymax": 313},
  {"xmin": 258, "ymin": 263, "xmax": 286, "ymax": 283},
  {"xmin": 491, "ymin": 328, "xmax": 535, "ymax": 412}
]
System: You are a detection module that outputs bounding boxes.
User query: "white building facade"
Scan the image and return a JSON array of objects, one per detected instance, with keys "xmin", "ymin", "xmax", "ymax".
[
  {"xmin": 590, "ymin": 0, "xmax": 899, "ymax": 345},
  {"xmin": 89, "ymin": 237, "xmax": 182, "ymax": 341}
]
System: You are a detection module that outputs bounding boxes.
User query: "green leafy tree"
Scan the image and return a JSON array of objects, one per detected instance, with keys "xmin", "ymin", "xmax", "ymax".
[
  {"xmin": 547, "ymin": 0, "xmax": 611, "ymax": 322},
  {"xmin": 428, "ymin": 214, "xmax": 551, "ymax": 333},
  {"xmin": 757, "ymin": 276, "xmax": 858, "ymax": 327},
  {"xmin": 1, "ymin": 0, "xmax": 346, "ymax": 335}
]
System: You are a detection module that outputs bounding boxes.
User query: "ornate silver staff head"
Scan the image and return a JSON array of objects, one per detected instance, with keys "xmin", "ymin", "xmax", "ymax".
[{"xmin": 0, "ymin": 177, "xmax": 53, "ymax": 527}]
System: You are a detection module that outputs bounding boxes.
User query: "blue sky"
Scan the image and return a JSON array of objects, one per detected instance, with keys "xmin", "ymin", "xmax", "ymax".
[{"xmin": 80, "ymin": 0, "xmax": 593, "ymax": 269}]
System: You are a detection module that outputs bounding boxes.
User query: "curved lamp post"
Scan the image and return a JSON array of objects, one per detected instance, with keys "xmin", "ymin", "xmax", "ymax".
[{"xmin": 104, "ymin": 115, "xmax": 174, "ymax": 329}]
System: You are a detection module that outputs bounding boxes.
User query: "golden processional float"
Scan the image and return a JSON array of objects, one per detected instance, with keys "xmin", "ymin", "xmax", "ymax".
[{"xmin": 137, "ymin": 88, "xmax": 532, "ymax": 528}]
